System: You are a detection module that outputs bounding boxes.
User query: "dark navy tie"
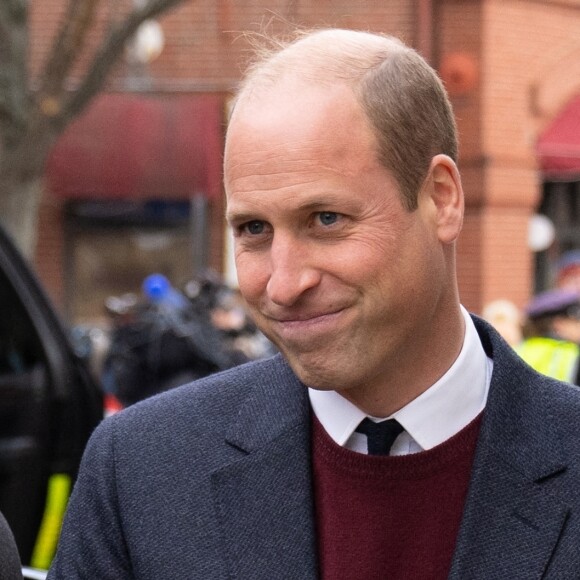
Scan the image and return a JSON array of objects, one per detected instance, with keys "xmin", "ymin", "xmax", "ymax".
[{"xmin": 355, "ymin": 418, "xmax": 404, "ymax": 455}]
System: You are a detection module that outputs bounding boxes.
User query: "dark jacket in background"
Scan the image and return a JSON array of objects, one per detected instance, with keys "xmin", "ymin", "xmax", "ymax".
[{"xmin": 0, "ymin": 510, "xmax": 22, "ymax": 580}]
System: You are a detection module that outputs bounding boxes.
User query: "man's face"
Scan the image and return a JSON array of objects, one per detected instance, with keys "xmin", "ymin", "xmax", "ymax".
[
  {"xmin": 559, "ymin": 266, "xmax": 580, "ymax": 293},
  {"xmin": 553, "ymin": 315, "xmax": 580, "ymax": 343},
  {"xmin": 225, "ymin": 81, "xmax": 461, "ymax": 411}
]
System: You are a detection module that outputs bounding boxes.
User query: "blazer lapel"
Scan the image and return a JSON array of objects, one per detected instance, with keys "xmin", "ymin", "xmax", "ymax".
[
  {"xmin": 449, "ymin": 318, "xmax": 570, "ymax": 579},
  {"xmin": 211, "ymin": 357, "xmax": 317, "ymax": 580}
]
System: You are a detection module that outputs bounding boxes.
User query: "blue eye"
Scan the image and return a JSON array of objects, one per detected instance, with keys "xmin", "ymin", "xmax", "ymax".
[
  {"xmin": 319, "ymin": 212, "xmax": 338, "ymax": 226},
  {"xmin": 245, "ymin": 221, "xmax": 265, "ymax": 235}
]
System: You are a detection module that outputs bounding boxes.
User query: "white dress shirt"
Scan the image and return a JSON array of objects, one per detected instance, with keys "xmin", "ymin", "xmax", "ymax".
[{"xmin": 309, "ymin": 306, "xmax": 493, "ymax": 455}]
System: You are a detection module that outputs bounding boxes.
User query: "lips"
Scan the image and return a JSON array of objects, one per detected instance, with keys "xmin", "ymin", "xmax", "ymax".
[
  {"xmin": 265, "ymin": 309, "xmax": 347, "ymax": 342},
  {"xmin": 266, "ymin": 307, "xmax": 345, "ymax": 324},
  {"xmin": 274, "ymin": 311, "xmax": 340, "ymax": 323}
]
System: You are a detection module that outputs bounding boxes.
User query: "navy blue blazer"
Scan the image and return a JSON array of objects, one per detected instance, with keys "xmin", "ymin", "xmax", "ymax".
[{"xmin": 48, "ymin": 317, "xmax": 580, "ymax": 579}]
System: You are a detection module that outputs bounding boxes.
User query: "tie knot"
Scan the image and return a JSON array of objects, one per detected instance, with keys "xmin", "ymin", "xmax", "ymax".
[{"xmin": 355, "ymin": 418, "xmax": 404, "ymax": 456}]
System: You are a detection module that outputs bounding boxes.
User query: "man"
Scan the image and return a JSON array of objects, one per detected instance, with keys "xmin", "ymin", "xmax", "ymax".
[
  {"xmin": 48, "ymin": 29, "xmax": 580, "ymax": 579},
  {"xmin": 518, "ymin": 287, "xmax": 580, "ymax": 383}
]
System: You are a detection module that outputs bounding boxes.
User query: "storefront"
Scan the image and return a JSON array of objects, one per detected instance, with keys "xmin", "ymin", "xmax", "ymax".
[
  {"xmin": 45, "ymin": 93, "xmax": 225, "ymax": 324},
  {"xmin": 536, "ymin": 93, "xmax": 580, "ymax": 291}
]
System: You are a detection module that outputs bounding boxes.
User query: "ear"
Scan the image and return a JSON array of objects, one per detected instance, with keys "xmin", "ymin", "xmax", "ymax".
[{"xmin": 424, "ymin": 154, "xmax": 464, "ymax": 244}]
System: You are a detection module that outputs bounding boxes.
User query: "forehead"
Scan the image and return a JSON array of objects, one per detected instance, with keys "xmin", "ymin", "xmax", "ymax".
[
  {"xmin": 224, "ymin": 79, "xmax": 379, "ymax": 189},
  {"xmin": 223, "ymin": 100, "xmax": 404, "ymax": 229}
]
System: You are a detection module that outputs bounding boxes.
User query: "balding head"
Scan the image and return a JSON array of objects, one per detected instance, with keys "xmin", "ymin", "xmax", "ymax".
[{"xmin": 230, "ymin": 29, "xmax": 458, "ymax": 211}]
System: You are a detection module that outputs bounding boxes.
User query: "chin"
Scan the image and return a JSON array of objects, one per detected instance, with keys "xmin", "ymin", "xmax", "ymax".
[{"xmin": 289, "ymin": 360, "xmax": 345, "ymax": 391}]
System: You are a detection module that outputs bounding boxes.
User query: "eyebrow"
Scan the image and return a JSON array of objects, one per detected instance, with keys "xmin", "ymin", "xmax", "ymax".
[
  {"xmin": 225, "ymin": 210, "xmax": 259, "ymax": 226},
  {"xmin": 226, "ymin": 194, "xmax": 353, "ymax": 224}
]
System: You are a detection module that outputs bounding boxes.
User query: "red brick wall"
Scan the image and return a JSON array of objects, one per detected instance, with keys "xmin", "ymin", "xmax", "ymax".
[
  {"xmin": 29, "ymin": 0, "xmax": 580, "ymax": 317},
  {"xmin": 29, "ymin": 1, "xmax": 418, "ymax": 88},
  {"xmin": 432, "ymin": 0, "xmax": 580, "ymax": 313}
]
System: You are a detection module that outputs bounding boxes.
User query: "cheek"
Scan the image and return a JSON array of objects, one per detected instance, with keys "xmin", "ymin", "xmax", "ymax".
[{"xmin": 235, "ymin": 253, "xmax": 270, "ymax": 304}]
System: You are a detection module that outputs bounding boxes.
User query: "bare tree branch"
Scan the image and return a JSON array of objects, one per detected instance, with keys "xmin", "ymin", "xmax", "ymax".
[
  {"xmin": 57, "ymin": 0, "xmax": 187, "ymax": 127},
  {"xmin": 36, "ymin": 0, "xmax": 101, "ymax": 103},
  {"xmin": 0, "ymin": 0, "xmax": 192, "ymax": 256},
  {"xmin": 0, "ymin": 0, "xmax": 30, "ymax": 145},
  {"xmin": 0, "ymin": 0, "xmax": 28, "ymax": 21}
]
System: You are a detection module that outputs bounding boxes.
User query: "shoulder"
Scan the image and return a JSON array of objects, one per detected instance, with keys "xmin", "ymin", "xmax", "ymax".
[
  {"xmin": 86, "ymin": 354, "xmax": 301, "ymax": 462},
  {"xmin": 114, "ymin": 354, "xmax": 293, "ymax": 425},
  {"xmin": 73, "ymin": 353, "xmax": 308, "ymax": 524}
]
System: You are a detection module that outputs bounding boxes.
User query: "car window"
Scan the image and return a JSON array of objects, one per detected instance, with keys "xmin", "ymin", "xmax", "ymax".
[{"xmin": 0, "ymin": 266, "xmax": 45, "ymax": 374}]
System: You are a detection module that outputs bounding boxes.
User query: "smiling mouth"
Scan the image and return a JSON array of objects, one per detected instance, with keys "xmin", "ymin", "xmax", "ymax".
[{"xmin": 270, "ymin": 309, "xmax": 345, "ymax": 330}]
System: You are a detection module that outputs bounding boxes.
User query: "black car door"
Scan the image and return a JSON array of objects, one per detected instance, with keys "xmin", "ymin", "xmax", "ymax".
[{"xmin": 0, "ymin": 225, "xmax": 103, "ymax": 567}]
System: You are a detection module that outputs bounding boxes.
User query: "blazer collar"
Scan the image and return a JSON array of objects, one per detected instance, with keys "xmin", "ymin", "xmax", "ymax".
[
  {"xmin": 449, "ymin": 316, "xmax": 570, "ymax": 579},
  {"xmin": 224, "ymin": 355, "xmax": 309, "ymax": 452},
  {"xmin": 472, "ymin": 315, "xmax": 567, "ymax": 480},
  {"xmin": 211, "ymin": 356, "xmax": 317, "ymax": 580}
]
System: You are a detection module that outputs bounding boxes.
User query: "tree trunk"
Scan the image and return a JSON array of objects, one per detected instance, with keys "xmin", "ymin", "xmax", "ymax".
[
  {"xmin": 0, "ymin": 174, "xmax": 44, "ymax": 260},
  {"xmin": 0, "ymin": 0, "xmax": 189, "ymax": 258},
  {"xmin": 0, "ymin": 103, "xmax": 59, "ymax": 257}
]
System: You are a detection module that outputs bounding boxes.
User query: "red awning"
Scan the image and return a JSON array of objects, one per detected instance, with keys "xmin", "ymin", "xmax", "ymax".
[
  {"xmin": 537, "ymin": 93, "xmax": 580, "ymax": 179},
  {"xmin": 46, "ymin": 93, "xmax": 224, "ymax": 200}
]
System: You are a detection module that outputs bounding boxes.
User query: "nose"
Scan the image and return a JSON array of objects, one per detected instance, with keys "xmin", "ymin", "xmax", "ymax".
[{"xmin": 266, "ymin": 234, "xmax": 321, "ymax": 306}]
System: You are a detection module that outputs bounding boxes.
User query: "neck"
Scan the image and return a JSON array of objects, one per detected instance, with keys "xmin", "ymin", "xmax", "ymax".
[{"xmin": 339, "ymin": 303, "xmax": 466, "ymax": 417}]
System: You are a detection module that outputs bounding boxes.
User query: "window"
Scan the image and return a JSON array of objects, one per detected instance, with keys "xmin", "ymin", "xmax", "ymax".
[
  {"xmin": 536, "ymin": 180, "xmax": 580, "ymax": 292},
  {"xmin": 64, "ymin": 200, "xmax": 204, "ymax": 325}
]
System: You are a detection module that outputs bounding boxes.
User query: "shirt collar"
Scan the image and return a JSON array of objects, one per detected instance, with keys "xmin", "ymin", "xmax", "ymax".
[{"xmin": 308, "ymin": 306, "xmax": 491, "ymax": 451}]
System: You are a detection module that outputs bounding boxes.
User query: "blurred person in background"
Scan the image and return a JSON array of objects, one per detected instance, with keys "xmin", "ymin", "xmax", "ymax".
[
  {"xmin": 100, "ymin": 271, "xmax": 275, "ymax": 408},
  {"xmin": 517, "ymin": 288, "xmax": 580, "ymax": 384},
  {"xmin": 481, "ymin": 299, "xmax": 523, "ymax": 349}
]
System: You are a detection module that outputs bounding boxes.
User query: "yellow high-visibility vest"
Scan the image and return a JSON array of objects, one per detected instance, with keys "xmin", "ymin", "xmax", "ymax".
[{"xmin": 516, "ymin": 337, "xmax": 580, "ymax": 383}]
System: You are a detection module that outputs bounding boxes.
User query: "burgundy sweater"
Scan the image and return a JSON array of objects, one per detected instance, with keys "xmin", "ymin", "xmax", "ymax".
[{"xmin": 312, "ymin": 413, "xmax": 482, "ymax": 580}]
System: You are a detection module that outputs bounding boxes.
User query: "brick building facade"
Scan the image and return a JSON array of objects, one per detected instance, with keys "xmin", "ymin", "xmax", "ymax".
[{"xmin": 28, "ymin": 0, "xmax": 580, "ymax": 322}]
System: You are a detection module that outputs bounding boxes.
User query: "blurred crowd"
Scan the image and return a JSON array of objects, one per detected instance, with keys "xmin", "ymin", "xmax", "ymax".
[
  {"xmin": 76, "ymin": 252, "xmax": 580, "ymax": 411},
  {"xmin": 74, "ymin": 270, "xmax": 276, "ymax": 413},
  {"xmin": 483, "ymin": 250, "xmax": 580, "ymax": 385}
]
